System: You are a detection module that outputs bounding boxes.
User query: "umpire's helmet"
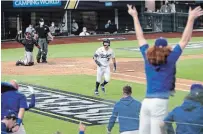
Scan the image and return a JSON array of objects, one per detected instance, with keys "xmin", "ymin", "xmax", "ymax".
[{"xmin": 103, "ymin": 39, "xmax": 110, "ymax": 46}]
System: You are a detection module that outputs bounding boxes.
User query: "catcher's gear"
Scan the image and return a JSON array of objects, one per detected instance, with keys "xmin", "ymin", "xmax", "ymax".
[{"xmin": 103, "ymin": 39, "xmax": 110, "ymax": 46}]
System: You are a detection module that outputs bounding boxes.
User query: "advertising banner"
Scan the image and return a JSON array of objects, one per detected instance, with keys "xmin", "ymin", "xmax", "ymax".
[{"xmin": 13, "ymin": 0, "xmax": 61, "ymax": 8}]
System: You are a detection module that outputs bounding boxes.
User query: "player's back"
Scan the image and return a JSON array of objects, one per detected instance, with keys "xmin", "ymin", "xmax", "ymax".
[{"xmin": 1, "ymin": 91, "xmax": 27, "ymax": 119}]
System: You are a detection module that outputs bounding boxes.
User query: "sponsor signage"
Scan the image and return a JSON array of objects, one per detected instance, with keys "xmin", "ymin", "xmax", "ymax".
[
  {"xmin": 19, "ymin": 83, "xmax": 115, "ymax": 126},
  {"xmin": 13, "ymin": 0, "xmax": 62, "ymax": 8}
]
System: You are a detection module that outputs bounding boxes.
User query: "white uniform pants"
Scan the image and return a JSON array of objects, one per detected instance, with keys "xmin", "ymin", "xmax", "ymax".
[
  {"xmin": 139, "ymin": 98, "xmax": 168, "ymax": 134},
  {"xmin": 96, "ymin": 66, "xmax": 110, "ymax": 83},
  {"xmin": 21, "ymin": 51, "xmax": 33, "ymax": 65},
  {"xmin": 9, "ymin": 124, "xmax": 26, "ymax": 134},
  {"xmin": 120, "ymin": 130, "xmax": 139, "ymax": 134}
]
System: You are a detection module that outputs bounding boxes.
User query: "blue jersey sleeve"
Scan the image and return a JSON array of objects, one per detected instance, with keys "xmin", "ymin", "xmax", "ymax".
[
  {"xmin": 167, "ymin": 45, "xmax": 182, "ymax": 64},
  {"xmin": 139, "ymin": 44, "xmax": 149, "ymax": 61},
  {"xmin": 20, "ymin": 94, "xmax": 28, "ymax": 109},
  {"xmin": 107, "ymin": 103, "xmax": 118, "ymax": 132}
]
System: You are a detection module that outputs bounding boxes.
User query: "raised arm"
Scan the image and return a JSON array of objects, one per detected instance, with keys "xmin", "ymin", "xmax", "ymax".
[
  {"xmin": 179, "ymin": 6, "xmax": 203, "ymax": 50},
  {"xmin": 15, "ymin": 31, "xmax": 24, "ymax": 45},
  {"xmin": 127, "ymin": 4, "xmax": 147, "ymax": 47}
]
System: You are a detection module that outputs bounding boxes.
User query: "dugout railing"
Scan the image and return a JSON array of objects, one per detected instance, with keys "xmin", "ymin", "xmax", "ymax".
[{"xmin": 1, "ymin": 12, "xmax": 203, "ymax": 42}]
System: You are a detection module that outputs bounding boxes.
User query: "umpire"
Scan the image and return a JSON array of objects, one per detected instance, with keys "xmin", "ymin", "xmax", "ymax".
[{"xmin": 35, "ymin": 18, "xmax": 54, "ymax": 63}]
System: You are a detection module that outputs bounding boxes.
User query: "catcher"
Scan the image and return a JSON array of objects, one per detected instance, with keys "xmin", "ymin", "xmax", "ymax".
[{"xmin": 15, "ymin": 31, "xmax": 41, "ymax": 66}]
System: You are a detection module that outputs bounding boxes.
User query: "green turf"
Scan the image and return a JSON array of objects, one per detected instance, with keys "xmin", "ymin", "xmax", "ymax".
[
  {"xmin": 1, "ymin": 75, "xmax": 188, "ymax": 134},
  {"xmin": 176, "ymin": 58, "xmax": 203, "ymax": 81},
  {"xmin": 1, "ymin": 37, "xmax": 203, "ymax": 62}
]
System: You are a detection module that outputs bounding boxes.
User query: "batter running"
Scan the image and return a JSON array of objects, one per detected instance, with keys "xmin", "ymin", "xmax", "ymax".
[{"xmin": 93, "ymin": 39, "xmax": 117, "ymax": 96}]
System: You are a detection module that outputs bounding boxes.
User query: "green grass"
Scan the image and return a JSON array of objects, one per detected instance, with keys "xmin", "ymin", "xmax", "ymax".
[
  {"xmin": 177, "ymin": 58, "xmax": 203, "ymax": 81},
  {"xmin": 1, "ymin": 75, "xmax": 188, "ymax": 134},
  {"xmin": 1, "ymin": 37, "xmax": 203, "ymax": 62}
]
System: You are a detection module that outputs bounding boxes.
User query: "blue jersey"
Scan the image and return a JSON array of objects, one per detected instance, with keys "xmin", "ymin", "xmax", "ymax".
[
  {"xmin": 1, "ymin": 90, "xmax": 28, "ymax": 120},
  {"xmin": 140, "ymin": 44, "xmax": 182, "ymax": 99},
  {"xmin": 1, "ymin": 122, "xmax": 7, "ymax": 134},
  {"xmin": 164, "ymin": 100, "xmax": 203, "ymax": 134},
  {"xmin": 108, "ymin": 96, "xmax": 141, "ymax": 133}
]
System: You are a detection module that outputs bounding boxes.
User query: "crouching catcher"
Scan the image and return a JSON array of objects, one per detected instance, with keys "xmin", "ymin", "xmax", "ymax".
[{"xmin": 15, "ymin": 31, "xmax": 41, "ymax": 66}]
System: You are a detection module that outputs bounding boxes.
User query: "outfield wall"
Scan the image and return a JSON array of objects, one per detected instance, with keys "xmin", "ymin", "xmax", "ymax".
[{"xmin": 1, "ymin": 31, "xmax": 203, "ymax": 49}]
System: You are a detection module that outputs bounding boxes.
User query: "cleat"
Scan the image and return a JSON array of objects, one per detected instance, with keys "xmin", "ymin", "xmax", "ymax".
[
  {"xmin": 94, "ymin": 91, "xmax": 99, "ymax": 96},
  {"xmin": 16, "ymin": 61, "xmax": 23, "ymax": 66},
  {"xmin": 28, "ymin": 62, "xmax": 34, "ymax": 66},
  {"xmin": 37, "ymin": 58, "xmax": 40, "ymax": 63},
  {"xmin": 101, "ymin": 86, "xmax": 106, "ymax": 93},
  {"xmin": 42, "ymin": 60, "xmax": 47, "ymax": 63}
]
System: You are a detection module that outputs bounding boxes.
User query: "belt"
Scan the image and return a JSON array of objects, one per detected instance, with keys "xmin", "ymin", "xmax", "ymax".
[{"xmin": 145, "ymin": 97, "xmax": 169, "ymax": 99}]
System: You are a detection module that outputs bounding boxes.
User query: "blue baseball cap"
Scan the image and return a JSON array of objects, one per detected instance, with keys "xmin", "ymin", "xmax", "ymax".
[
  {"xmin": 4, "ymin": 110, "xmax": 16, "ymax": 119},
  {"xmin": 190, "ymin": 84, "xmax": 203, "ymax": 95},
  {"xmin": 155, "ymin": 37, "xmax": 168, "ymax": 47}
]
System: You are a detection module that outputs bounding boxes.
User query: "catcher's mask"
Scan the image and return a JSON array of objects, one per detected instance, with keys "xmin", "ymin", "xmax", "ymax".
[
  {"xmin": 24, "ymin": 32, "xmax": 32, "ymax": 40},
  {"xmin": 103, "ymin": 39, "xmax": 110, "ymax": 46}
]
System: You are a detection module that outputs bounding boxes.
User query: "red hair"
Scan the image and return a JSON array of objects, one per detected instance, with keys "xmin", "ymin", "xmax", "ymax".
[{"xmin": 146, "ymin": 46, "xmax": 172, "ymax": 66}]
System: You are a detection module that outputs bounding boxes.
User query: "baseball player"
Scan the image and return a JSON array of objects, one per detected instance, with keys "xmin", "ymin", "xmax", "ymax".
[
  {"xmin": 35, "ymin": 18, "xmax": 54, "ymax": 63},
  {"xmin": 127, "ymin": 4, "xmax": 203, "ymax": 134},
  {"xmin": 162, "ymin": 84, "xmax": 203, "ymax": 134},
  {"xmin": 107, "ymin": 85, "xmax": 141, "ymax": 134},
  {"xmin": 15, "ymin": 31, "xmax": 40, "ymax": 66},
  {"xmin": 1, "ymin": 80, "xmax": 36, "ymax": 134},
  {"xmin": 93, "ymin": 39, "xmax": 117, "ymax": 96}
]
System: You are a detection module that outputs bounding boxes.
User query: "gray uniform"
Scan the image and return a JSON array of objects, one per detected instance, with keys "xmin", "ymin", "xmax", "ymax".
[{"xmin": 35, "ymin": 25, "xmax": 50, "ymax": 62}]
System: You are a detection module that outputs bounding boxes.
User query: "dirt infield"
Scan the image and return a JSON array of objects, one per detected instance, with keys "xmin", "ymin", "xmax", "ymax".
[{"xmin": 2, "ymin": 54, "xmax": 203, "ymax": 91}]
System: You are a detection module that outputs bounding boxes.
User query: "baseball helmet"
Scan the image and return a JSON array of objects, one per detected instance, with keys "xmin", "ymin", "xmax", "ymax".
[{"xmin": 103, "ymin": 39, "xmax": 110, "ymax": 46}]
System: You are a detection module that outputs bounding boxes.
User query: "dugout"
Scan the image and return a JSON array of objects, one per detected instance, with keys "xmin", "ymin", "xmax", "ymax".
[
  {"xmin": 1, "ymin": 0, "xmax": 145, "ymax": 40},
  {"xmin": 1, "ymin": 0, "xmax": 203, "ymax": 40}
]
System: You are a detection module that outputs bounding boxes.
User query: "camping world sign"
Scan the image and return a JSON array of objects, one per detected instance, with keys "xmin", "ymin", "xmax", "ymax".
[
  {"xmin": 19, "ymin": 83, "xmax": 115, "ymax": 126},
  {"xmin": 13, "ymin": 0, "xmax": 61, "ymax": 8}
]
